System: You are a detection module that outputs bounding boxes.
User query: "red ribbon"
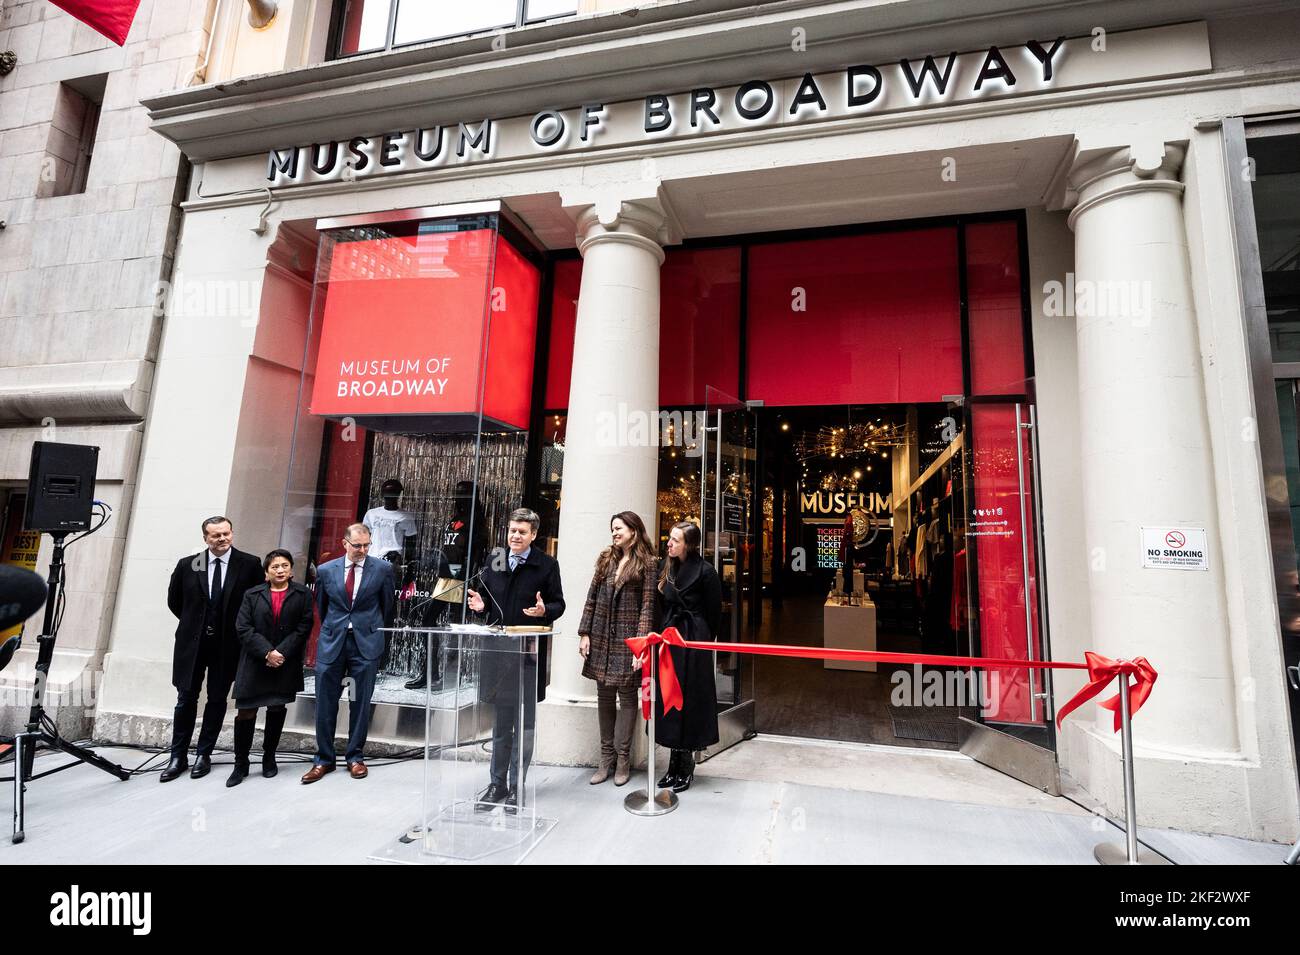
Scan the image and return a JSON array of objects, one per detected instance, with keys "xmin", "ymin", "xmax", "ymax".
[
  {"xmin": 1052, "ymin": 651, "xmax": 1158, "ymax": 732},
  {"xmin": 625, "ymin": 628, "xmax": 687, "ymax": 719},
  {"xmin": 623, "ymin": 631, "xmax": 1156, "ymax": 733}
]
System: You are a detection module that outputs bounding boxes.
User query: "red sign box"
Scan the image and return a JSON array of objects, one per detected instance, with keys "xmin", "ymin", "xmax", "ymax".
[{"xmin": 309, "ymin": 226, "xmax": 539, "ymax": 431}]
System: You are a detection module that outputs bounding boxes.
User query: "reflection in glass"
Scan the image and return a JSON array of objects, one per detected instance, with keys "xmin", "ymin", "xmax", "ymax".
[
  {"xmin": 525, "ymin": 0, "xmax": 579, "ymax": 22},
  {"xmin": 338, "ymin": 0, "xmax": 393, "ymax": 55},
  {"xmin": 394, "ymin": 0, "xmax": 517, "ymax": 45}
]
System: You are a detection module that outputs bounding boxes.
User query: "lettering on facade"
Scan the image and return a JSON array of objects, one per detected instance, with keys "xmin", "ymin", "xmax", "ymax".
[{"xmin": 265, "ymin": 38, "xmax": 1068, "ymax": 186}]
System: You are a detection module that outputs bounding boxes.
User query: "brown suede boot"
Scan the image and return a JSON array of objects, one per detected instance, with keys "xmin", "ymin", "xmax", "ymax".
[
  {"xmin": 613, "ymin": 691, "xmax": 635, "ymax": 786},
  {"xmin": 590, "ymin": 687, "xmax": 616, "ymax": 784}
]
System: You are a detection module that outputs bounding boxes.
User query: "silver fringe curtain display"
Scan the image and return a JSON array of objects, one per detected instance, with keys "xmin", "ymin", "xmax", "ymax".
[{"xmin": 367, "ymin": 430, "xmax": 529, "ymax": 677}]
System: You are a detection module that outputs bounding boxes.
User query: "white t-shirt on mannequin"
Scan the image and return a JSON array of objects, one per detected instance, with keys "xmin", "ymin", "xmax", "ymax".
[{"xmin": 362, "ymin": 506, "xmax": 418, "ymax": 557}]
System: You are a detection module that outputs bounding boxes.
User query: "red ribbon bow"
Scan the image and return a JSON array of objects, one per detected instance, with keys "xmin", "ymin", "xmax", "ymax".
[
  {"xmin": 1055, "ymin": 651, "xmax": 1158, "ymax": 732},
  {"xmin": 625, "ymin": 628, "xmax": 686, "ymax": 719}
]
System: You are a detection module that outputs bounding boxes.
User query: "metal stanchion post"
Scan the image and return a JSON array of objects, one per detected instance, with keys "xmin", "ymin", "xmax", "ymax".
[
  {"xmin": 1094, "ymin": 672, "xmax": 1169, "ymax": 865},
  {"xmin": 624, "ymin": 642, "xmax": 678, "ymax": 816},
  {"xmin": 12, "ymin": 731, "xmax": 25, "ymax": 844}
]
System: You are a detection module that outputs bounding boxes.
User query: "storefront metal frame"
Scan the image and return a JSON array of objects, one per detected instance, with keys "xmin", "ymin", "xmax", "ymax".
[{"xmin": 1224, "ymin": 115, "xmax": 1300, "ymax": 772}]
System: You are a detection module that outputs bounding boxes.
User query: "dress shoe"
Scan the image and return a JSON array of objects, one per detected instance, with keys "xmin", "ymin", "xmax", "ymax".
[
  {"xmin": 159, "ymin": 756, "xmax": 188, "ymax": 783},
  {"xmin": 404, "ymin": 671, "xmax": 440, "ymax": 690},
  {"xmin": 300, "ymin": 763, "xmax": 335, "ymax": 784},
  {"xmin": 474, "ymin": 782, "xmax": 509, "ymax": 811},
  {"xmin": 504, "ymin": 788, "xmax": 518, "ymax": 815},
  {"xmin": 189, "ymin": 754, "xmax": 212, "ymax": 779},
  {"xmin": 226, "ymin": 764, "xmax": 247, "ymax": 787},
  {"xmin": 348, "ymin": 761, "xmax": 368, "ymax": 779}
]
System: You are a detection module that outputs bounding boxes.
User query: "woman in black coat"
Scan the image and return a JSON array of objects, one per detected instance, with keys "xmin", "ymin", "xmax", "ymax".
[
  {"xmin": 229, "ymin": 549, "xmax": 314, "ymax": 787},
  {"xmin": 654, "ymin": 521, "xmax": 722, "ymax": 793}
]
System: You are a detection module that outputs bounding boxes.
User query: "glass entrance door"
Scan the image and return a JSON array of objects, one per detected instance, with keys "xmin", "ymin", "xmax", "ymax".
[
  {"xmin": 952, "ymin": 388, "xmax": 1058, "ymax": 788},
  {"xmin": 698, "ymin": 386, "xmax": 757, "ymax": 751}
]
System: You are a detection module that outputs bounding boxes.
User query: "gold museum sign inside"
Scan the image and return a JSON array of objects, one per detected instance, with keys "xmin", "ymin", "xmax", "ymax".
[{"xmin": 265, "ymin": 23, "xmax": 1211, "ymax": 187}]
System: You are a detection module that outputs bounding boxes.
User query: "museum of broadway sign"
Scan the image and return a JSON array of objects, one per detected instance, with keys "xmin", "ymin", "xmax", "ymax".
[{"xmin": 265, "ymin": 23, "xmax": 1211, "ymax": 187}]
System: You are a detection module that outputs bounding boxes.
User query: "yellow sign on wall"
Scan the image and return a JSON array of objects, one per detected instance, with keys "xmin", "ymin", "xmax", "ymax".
[{"xmin": 1, "ymin": 495, "xmax": 42, "ymax": 641}]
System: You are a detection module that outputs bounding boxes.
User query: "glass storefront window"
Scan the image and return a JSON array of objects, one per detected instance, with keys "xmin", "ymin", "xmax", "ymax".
[
  {"xmin": 746, "ymin": 227, "xmax": 963, "ymax": 405},
  {"xmin": 336, "ymin": 0, "xmax": 580, "ymax": 57},
  {"xmin": 965, "ymin": 220, "xmax": 1028, "ymax": 396},
  {"xmin": 281, "ymin": 207, "xmax": 543, "ymax": 703}
]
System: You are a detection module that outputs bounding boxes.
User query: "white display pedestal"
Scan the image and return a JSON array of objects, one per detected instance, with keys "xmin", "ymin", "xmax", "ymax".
[{"xmin": 823, "ymin": 597, "xmax": 877, "ymax": 672}]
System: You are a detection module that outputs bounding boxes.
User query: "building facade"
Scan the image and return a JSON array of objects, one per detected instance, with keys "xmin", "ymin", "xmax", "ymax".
[{"xmin": 3, "ymin": 0, "xmax": 1299, "ymax": 842}]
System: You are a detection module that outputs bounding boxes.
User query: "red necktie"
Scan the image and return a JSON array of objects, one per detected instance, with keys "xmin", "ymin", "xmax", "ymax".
[{"xmin": 345, "ymin": 562, "xmax": 357, "ymax": 607}]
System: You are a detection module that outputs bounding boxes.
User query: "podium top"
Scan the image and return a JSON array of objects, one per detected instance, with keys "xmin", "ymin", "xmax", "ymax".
[{"xmin": 379, "ymin": 624, "xmax": 558, "ymax": 636}]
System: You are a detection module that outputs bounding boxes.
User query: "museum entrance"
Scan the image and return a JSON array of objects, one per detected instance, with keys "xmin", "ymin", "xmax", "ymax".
[
  {"xmin": 741, "ymin": 391, "xmax": 1054, "ymax": 766},
  {"xmin": 753, "ymin": 401, "xmax": 966, "ymax": 749}
]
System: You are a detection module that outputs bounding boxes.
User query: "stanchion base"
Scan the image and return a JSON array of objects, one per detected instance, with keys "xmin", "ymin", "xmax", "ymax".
[
  {"xmin": 1094, "ymin": 842, "xmax": 1172, "ymax": 865},
  {"xmin": 623, "ymin": 787, "xmax": 678, "ymax": 816}
]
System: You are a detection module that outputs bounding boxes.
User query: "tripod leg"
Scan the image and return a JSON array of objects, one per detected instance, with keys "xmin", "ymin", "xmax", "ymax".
[
  {"xmin": 46, "ymin": 734, "xmax": 130, "ymax": 781},
  {"xmin": 12, "ymin": 732, "xmax": 25, "ymax": 845}
]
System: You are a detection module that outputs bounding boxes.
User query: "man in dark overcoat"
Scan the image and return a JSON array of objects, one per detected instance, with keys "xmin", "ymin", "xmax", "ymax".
[
  {"xmin": 163, "ymin": 515, "xmax": 263, "ymax": 781},
  {"xmin": 467, "ymin": 507, "xmax": 564, "ymax": 811}
]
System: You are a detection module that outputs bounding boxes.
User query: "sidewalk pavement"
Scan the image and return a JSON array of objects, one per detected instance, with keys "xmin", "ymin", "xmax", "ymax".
[{"xmin": 1, "ymin": 736, "xmax": 1290, "ymax": 865}]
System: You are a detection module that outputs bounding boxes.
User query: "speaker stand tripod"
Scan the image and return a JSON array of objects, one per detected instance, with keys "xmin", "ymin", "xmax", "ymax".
[{"xmin": 11, "ymin": 532, "xmax": 129, "ymax": 844}]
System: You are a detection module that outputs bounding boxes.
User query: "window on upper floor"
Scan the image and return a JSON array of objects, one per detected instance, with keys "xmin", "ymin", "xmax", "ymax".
[
  {"xmin": 332, "ymin": 0, "xmax": 580, "ymax": 58},
  {"xmin": 37, "ymin": 75, "xmax": 106, "ymax": 199}
]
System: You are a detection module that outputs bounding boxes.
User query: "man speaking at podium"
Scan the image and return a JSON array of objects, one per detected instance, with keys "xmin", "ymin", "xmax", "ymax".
[{"xmin": 467, "ymin": 508, "xmax": 564, "ymax": 812}]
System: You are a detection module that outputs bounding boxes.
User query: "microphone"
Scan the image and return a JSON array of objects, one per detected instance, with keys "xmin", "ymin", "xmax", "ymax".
[
  {"xmin": 0, "ymin": 566, "xmax": 47, "ymax": 672},
  {"xmin": 465, "ymin": 560, "xmax": 507, "ymax": 624}
]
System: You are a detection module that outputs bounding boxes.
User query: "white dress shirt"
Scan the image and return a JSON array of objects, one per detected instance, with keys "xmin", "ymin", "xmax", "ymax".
[
  {"xmin": 206, "ymin": 550, "xmax": 227, "ymax": 595},
  {"xmin": 345, "ymin": 559, "xmax": 364, "ymax": 601}
]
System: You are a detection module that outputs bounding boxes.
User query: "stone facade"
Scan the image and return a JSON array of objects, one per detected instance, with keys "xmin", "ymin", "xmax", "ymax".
[{"xmin": 0, "ymin": 0, "xmax": 212, "ymax": 737}]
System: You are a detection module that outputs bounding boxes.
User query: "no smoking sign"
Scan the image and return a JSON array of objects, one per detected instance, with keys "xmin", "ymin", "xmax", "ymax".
[{"xmin": 1142, "ymin": 526, "xmax": 1209, "ymax": 571}]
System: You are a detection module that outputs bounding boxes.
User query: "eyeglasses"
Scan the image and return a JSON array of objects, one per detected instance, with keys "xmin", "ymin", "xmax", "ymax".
[{"xmin": 344, "ymin": 540, "xmax": 371, "ymax": 550}]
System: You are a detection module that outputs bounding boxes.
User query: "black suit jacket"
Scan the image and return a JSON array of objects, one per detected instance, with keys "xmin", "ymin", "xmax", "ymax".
[
  {"xmin": 475, "ymin": 548, "xmax": 565, "ymax": 702},
  {"xmin": 167, "ymin": 547, "xmax": 263, "ymax": 690}
]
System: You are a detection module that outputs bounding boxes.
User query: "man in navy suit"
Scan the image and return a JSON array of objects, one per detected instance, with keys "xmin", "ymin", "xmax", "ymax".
[{"xmin": 302, "ymin": 522, "xmax": 395, "ymax": 783}]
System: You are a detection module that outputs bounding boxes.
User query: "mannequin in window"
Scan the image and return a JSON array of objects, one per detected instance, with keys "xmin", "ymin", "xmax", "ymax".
[
  {"xmin": 405, "ymin": 480, "xmax": 487, "ymax": 691},
  {"xmin": 362, "ymin": 478, "xmax": 419, "ymax": 671},
  {"xmin": 362, "ymin": 479, "xmax": 419, "ymax": 570}
]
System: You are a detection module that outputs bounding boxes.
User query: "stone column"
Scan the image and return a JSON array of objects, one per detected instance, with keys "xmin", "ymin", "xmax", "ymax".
[
  {"xmin": 548, "ymin": 189, "xmax": 671, "ymax": 701},
  {"xmin": 1067, "ymin": 141, "xmax": 1238, "ymax": 754}
]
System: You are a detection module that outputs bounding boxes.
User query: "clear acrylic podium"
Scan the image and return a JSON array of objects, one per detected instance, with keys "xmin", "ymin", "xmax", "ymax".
[{"xmin": 369, "ymin": 624, "xmax": 557, "ymax": 865}]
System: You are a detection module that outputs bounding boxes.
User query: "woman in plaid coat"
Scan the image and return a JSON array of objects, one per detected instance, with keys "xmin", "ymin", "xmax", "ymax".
[{"xmin": 578, "ymin": 511, "xmax": 658, "ymax": 786}]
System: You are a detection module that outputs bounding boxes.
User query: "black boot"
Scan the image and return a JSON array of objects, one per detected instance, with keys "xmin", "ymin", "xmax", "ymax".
[
  {"xmin": 261, "ymin": 707, "xmax": 286, "ymax": 778},
  {"xmin": 159, "ymin": 754, "xmax": 188, "ymax": 783},
  {"xmin": 671, "ymin": 750, "xmax": 695, "ymax": 793},
  {"xmin": 226, "ymin": 718, "xmax": 254, "ymax": 788},
  {"xmin": 656, "ymin": 749, "xmax": 679, "ymax": 790}
]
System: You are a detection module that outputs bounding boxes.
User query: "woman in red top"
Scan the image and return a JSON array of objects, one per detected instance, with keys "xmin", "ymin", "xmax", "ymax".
[{"xmin": 230, "ymin": 549, "xmax": 314, "ymax": 786}]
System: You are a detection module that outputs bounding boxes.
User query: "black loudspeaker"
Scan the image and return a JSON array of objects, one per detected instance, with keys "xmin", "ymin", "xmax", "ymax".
[{"xmin": 24, "ymin": 441, "xmax": 99, "ymax": 533}]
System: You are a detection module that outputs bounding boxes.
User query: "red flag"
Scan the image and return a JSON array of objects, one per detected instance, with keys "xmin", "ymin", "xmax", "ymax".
[{"xmin": 48, "ymin": 1, "xmax": 143, "ymax": 47}]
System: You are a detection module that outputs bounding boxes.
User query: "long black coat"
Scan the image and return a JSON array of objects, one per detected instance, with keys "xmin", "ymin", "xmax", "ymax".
[
  {"xmin": 233, "ymin": 581, "xmax": 314, "ymax": 706},
  {"xmin": 474, "ymin": 548, "xmax": 565, "ymax": 703},
  {"xmin": 653, "ymin": 554, "xmax": 723, "ymax": 751},
  {"xmin": 167, "ymin": 548, "xmax": 263, "ymax": 690}
]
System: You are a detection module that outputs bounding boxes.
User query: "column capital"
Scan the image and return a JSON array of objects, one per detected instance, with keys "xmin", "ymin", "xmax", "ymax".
[
  {"xmin": 559, "ymin": 182, "xmax": 682, "ymax": 262},
  {"xmin": 1057, "ymin": 139, "xmax": 1187, "ymax": 230}
]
